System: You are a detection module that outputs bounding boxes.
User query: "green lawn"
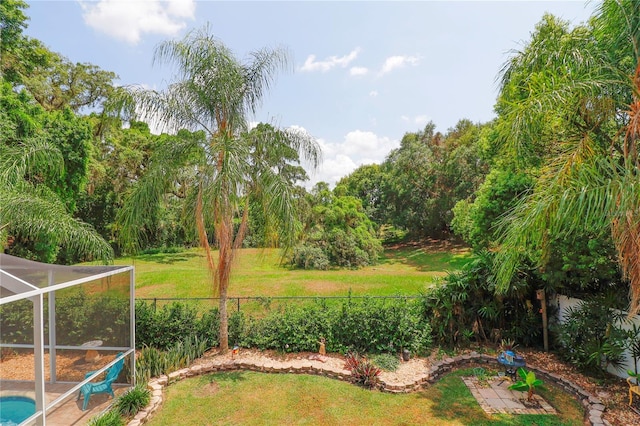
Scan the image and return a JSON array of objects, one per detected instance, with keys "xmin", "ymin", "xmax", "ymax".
[
  {"xmin": 116, "ymin": 245, "xmax": 472, "ymax": 299},
  {"xmin": 146, "ymin": 370, "xmax": 584, "ymax": 426}
]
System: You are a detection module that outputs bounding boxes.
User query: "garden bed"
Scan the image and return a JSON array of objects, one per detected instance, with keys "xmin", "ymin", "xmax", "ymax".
[{"xmin": 128, "ymin": 346, "xmax": 640, "ymax": 425}]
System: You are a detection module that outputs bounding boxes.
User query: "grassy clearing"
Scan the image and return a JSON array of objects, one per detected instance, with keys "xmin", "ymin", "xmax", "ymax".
[
  {"xmin": 116, "ymin": 245, "xmax": 472, "ymax": 299},
  {"xmin": 146, "ymin": 370, "xmax": 583, "ymax": 426}
]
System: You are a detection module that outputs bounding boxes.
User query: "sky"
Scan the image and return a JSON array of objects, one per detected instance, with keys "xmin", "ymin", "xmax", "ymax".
[{"xmin": 24, "ymin": 0, "xmax": 596, "ymax": 188}]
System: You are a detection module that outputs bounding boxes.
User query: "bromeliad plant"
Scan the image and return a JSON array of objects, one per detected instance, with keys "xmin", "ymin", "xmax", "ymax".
[
  {"xmin": 344, "ymin": 352, "xmax": 381, "ymax": 389},
  {"xmin": 508, "ymin": 367, "xmax": 544, "ymax": 402}
]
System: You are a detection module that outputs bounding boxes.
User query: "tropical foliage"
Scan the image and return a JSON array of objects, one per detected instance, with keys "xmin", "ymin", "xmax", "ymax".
[
  {"xmin": 4, "ymin": 0, "xmax": 640, "ymax": 363},
  {"xmin": 118, "ymin": 26, "xmax": 321, "ymax": 352},
  {"xmin": 509, "ymin": 368, "xmax": 544, "ymax": 402},
  {"xmin": 293, "ymin": 183, "xmax": 383, "ymax": 269},
  {"xmin": 491, "ymin": 3, "xmax": 640, "ymax": 314}
]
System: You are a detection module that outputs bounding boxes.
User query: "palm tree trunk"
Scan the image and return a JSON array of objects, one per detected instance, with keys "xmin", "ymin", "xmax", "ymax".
[
  {"xmin": 218, "ymin": 273, "xmax": 229, "ymax": 353},
  {"xmin": 216, "ymin": 214, "xmax": 233, "ymax": 353}
]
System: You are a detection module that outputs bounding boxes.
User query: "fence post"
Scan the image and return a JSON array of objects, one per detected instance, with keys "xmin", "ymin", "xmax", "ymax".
[
  {"xmin": 153, "ymin": 298, "xmax": 157, "ymax": 312},
  {"xmin": 237, "ymin": 298, "xmax": 240, "ymax": 312}
]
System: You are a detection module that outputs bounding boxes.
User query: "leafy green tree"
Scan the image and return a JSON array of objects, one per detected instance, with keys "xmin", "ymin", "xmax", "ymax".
[
  {"xmin": 492, "ymin": 4, "xmax": 640, "ymax": 313},
  {"xmin": 75, "ymin": 120, "xmax": 188, "ymax": 253},
  {"xmin": 23, "ymin": 55, "xmax": 117, "ymax": 112},
  {"xmin": 382, "ymin": 120, "xmax": 488, "ymax": 238},
  {"xmin": 118, "ymin": 26, "xmax": 321, "ymax": 352},
  {"xmin": 451, "ymin": 169, "xmax": 533, "ymax": 249},
  {"xmin": 40, "ymin": 108, "xmax": 92, "ymax": 212},
  {"xmin": 243, "ymin": 123, "xmax": 311, "ymax": 247},
  {"xmin": 0, "ymin": 82, "xmax": 112, "ymax": 261},
  {"xmin": 0, "ymin": 0, "xmax": 53, "ymax": 85},
  {"xmin": 293, "ymin": 183, "xmax": 382, "ymax": 269},
  {"xmin": 335, "ymin": 164, "xmax": 388, "ymax": 225}
]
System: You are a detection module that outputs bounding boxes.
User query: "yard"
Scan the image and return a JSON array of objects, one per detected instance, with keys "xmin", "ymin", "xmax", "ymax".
[
  {"xmin": 145, "ymin": 362, "xmax": 584, "ymax": 426},
  {"xmin": 118, "ymin": 242, "xmax": 472, "ymax": 299},
  {"xmin": 112, "ymin": 244, "xmax": 640, "ymax": 425}
]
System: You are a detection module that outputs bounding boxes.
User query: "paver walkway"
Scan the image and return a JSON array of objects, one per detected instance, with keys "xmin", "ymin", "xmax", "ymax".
[{"xmin": 462, "ymin": 375, "xmax": 557, "ymax": 415}]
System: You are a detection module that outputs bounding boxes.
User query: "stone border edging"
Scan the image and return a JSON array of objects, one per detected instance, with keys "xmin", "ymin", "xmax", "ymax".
[{"xmin": 126, "ymin": 352, "xmax": 606, "ymax": 426}]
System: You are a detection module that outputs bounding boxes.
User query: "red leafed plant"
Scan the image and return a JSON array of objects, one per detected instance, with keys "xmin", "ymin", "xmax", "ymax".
[{"xmin": 344, "ymin": 351, "xmax": 381, "ymax": 389}]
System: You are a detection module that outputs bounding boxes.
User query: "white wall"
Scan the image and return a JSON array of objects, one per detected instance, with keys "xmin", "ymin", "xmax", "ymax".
[{"xmin": 554, "ymin": 294, "xmax": 640, "ymax": 379}]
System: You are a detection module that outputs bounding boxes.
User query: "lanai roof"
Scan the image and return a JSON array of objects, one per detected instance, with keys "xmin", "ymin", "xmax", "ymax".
[{"xmin": 0, "ymin": 253, "xmax": 130, "ymax": 303}]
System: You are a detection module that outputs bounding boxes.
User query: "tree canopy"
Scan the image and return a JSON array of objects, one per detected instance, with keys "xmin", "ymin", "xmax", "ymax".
[{"xmin": 119, "ymin": 25, "xmax": 321, "ymax": 351}]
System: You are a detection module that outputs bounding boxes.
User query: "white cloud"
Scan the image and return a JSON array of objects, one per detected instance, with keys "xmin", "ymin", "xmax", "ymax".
[
  {"xmin": 80, "ymin": 0, "xmax": 196, "ymax": 44},
  {"xmin": 350, "ymin": 66, "xmax": 369, "ymax": 76},
  {"xmin": 415, "ymin": 115, "xmax": 429, "ymax": 125},
  {"xmin": 369, "ymin": 90, "xmax": 378, "ymax": 97},
  {"xmin": 379, "ymin": 55, "xmax": 420, "ymax": 75},
  {"xmin": 299, "ymin": 48, "xmax": 361, "ymax": 72},
  {"xmin": 299, "ymin": 128, "xmax": 399, "ymax": 188},
  {"xmin": 400, "ymin": 114, "xmax": 430, "ymax": 125}
]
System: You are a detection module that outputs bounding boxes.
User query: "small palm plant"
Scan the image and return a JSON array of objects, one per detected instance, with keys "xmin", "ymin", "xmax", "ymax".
[{"xmin": 508, "ymin": 367, "xmax": 544, "ymax": 402}]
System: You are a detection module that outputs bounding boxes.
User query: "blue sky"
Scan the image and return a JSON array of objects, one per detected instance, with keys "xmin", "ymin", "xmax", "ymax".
[{"xmin": 24, "ymin": 1, "xmax": 595, "ymax": 187}]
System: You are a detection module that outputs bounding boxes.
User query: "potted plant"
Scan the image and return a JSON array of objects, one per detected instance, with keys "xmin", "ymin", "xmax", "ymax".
[{"xmin": 500, "ymin": 338, "xmax": 519, "ymax": 354}]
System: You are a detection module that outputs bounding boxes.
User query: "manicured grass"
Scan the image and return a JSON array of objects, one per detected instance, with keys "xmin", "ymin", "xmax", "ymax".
[
  {"xmin": 146, "ymin": 370, "xmax": 584, "ymax": 426},
  {"xmin": 115, "ymin": 245, "xmax": 472, "ymax": 299}
]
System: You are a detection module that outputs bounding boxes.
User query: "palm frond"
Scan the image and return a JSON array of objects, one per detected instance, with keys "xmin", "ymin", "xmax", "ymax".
[
  {"xmin": 0, "ymin": 189, "xmax": 113, "ymax": 261},
  {"xmin": 0, "ymin": 137, "xmax": 64, "ymax": 185}
]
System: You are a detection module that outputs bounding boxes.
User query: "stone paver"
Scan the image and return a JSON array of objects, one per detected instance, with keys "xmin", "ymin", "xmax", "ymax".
[{"xmin": 462, "ymin": 376, "xmax": 557, "ymax": 415}]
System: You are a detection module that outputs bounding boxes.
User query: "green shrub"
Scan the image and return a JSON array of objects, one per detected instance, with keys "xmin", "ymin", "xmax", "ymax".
[
  {"xmin": 240, "ymin": 298, "xmax": 431, "ymax": 355},
  {"xmin": 422, "ymin": 251, "xmax": 541, "ymax": 348},
  {"xmin": 372, "ymin": 353, "xmax": 400, "ymax": 372},
  {"xmin": 86, "ymin": 409, "xmax": 124, "ymax": 426},
  {"xmin": 0, "ymin": 290, "xmax": 130, "ymax": 347},
  {"xmin": 115, "ymin": 384, "xmax": 151, "ymax": 417},
  {"xmin": 195, "ymin": 307, "xmax": 220, "ymax": 347},
  {"xmin": 135, "ymin": 299, "xmax": 432, "ymax": 361},
  {"xmin": 135, "ymin": 335, "xmax": 209, "ymax": 382},
  {"xmin": 135, "ymin": 301, "xmax": 200, "ymax": 349},
  {"xmin": 291, "ymin": 245, "xmax": 330, "ymax": 270},
  {"xmin": 242, "ymin": 302, "xmax": 333, "ymax": 352},
  {"xmin": 555, "ymin": 292, "xmax": 629, "ymax": 375},
  {"xmin": 332, "ymin": 298, "xmax": 431, "ymax": 354}
]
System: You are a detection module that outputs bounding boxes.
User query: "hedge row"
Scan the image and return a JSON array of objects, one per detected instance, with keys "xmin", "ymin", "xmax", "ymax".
[{"xmin": 135, "ymin": 298, "xmax": 432, "ymax": 356}]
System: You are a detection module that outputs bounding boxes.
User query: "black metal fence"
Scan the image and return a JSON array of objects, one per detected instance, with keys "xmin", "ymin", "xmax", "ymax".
[{"xmin": 137, "ymin": 295, "xmax": 423, "ymax": 315}]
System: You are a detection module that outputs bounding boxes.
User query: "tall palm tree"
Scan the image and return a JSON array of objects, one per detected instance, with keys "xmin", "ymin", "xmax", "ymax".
[
  {"xmin": 118, "ymin": 25, "xmax": 321, "ymax": 352},
  {"xmin": 0, "ymin": 137, "xmax": 113, "ymax": 260},
  {"xmin": 493, "ymin": 1, "xmax": 640, "ymax": 314}
]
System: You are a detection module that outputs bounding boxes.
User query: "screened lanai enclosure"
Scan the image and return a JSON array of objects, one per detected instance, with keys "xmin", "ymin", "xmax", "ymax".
[{"xmin": 0, "ymin": 254, "xmax": 135, "ymax": 425}]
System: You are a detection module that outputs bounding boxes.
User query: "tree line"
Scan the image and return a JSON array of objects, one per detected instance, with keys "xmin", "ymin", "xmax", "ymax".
[{"xmin": 2, "ymin": 0, "xmax": 639, "ymax": 352}]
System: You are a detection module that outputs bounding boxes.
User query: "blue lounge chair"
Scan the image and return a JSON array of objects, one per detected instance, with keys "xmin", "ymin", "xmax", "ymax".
[{"xmin": 78, "ymin": 353, "xmax": 125, "ymax": 410}]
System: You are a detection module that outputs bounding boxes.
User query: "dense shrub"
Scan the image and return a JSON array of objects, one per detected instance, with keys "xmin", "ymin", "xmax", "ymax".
[
  {"xmin": 294, "ymin": 190, "xmax": 383, "ymax": 270},
  {"xmin": 291, "ymin": 245, "xmax": 330, "ymax": 270},
  {"xmin": 242, "ymin": 302, "xmax": 334, "ymax": 352},
  {"xmin": 0, "ymin": 299, "xmax": 34, "ymax": 344},
  {"xmin": 422, "ymin": 251, "xmax": 542, "ymax": 348},
  {"xmin": 86, "ymin": 409, "xmax": 124, "ymax": 426},
  {"xmin": 240, "ymin": 298, "xmax": 431, "ymax": 355},
  {"xmin": 0, "ymin": 291, "xmax": 129, "ymax": 347},
  {"xmin": 115, "ymin": 385, "xmax": 151, "ymax": 417},
  {"xmin": 134, "ymin": 299, "xmax": 431, "ymax": 372},
  {"xmin": 135, "ymin": 301, "xmax": 200, "ymax": 350},
  {"xmin": 555, "ymin": 292, "xmax": 631, "ymax": 375},
  {"xmin": 135, "ymin": 335, "xmax": 208, "ymax": 383}
]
